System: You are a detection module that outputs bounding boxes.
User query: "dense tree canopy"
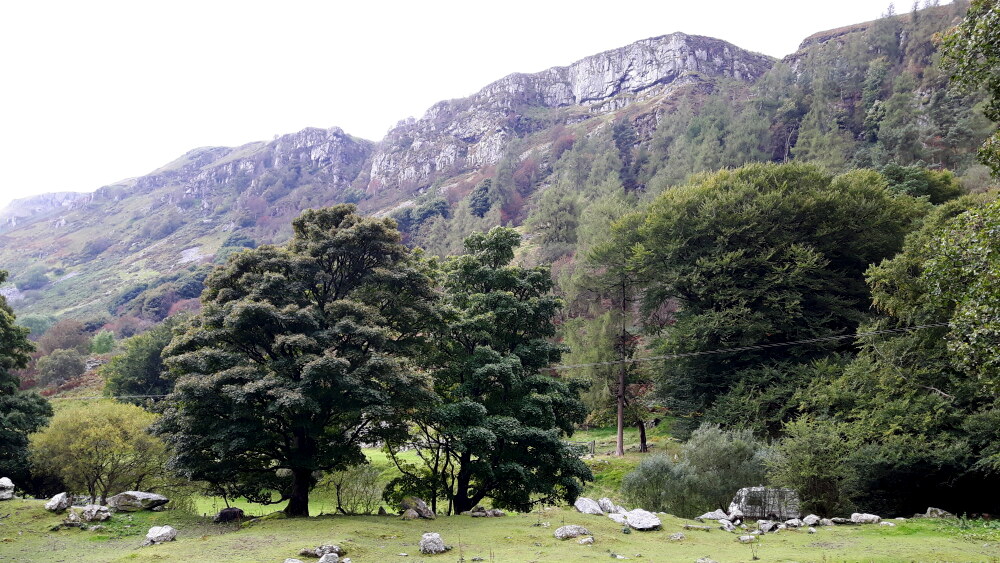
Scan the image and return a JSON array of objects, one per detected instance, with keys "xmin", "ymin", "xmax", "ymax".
[
  {"xmin": 155, "ymin": 205, "xmax": 437, "ymax": 516},
  {"xmin": 0, "ymin": 270, "xmax": 52, "ymax": 485}
]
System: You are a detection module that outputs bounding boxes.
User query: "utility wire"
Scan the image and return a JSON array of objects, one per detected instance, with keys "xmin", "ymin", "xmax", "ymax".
[{"xmin": 45, "ymin": 322, "xmax": 951, "ymax": 400}]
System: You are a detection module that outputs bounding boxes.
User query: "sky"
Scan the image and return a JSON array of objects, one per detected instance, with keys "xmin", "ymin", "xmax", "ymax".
[{"xmin": 0, "ymin": 0, "xmax": 907, "ymax": 209}]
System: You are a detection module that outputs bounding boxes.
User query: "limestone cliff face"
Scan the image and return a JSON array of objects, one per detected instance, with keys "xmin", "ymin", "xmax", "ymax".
[
  {"xmin": 364, "ymin": 33, "xmax": 774, "ymax": 194},
  {"xmin": 0, "ymin": 192, "xmax": 91, "ymax": 228}
]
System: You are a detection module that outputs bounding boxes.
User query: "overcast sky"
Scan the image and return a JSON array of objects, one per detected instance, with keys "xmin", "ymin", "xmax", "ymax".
[{"xmin": 0, "ymin": 0, "xmax": 907, "ymax": 209}]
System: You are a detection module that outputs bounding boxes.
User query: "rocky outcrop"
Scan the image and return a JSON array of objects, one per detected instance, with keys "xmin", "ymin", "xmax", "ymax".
[
  {"xmin": 363, "ymin": 33, "xmax": 773, "ymax": 195},
  {"xmin": 574, "ymin": 497, "xmax": 604, "ymax": 515}
]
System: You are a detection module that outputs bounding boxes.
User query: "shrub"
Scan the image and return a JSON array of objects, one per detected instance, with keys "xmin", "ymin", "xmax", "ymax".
[
  {"xmin": 90, "ymin": 330, "xmax": 115, "ymax": 354},
  {"xmin": 767, "ymin": 418, "xmax": 857, "ymax": 516},
  {"xmin": 622, "ymin": 423, "xmax": 768, "ymax": 517},
  {"xmin": 36, "ymin": 349, "xmax": 86, "ymax": 386},
  {"xmin": 321, "ymin": 464, "xmax": 385, "ymax": 515}
]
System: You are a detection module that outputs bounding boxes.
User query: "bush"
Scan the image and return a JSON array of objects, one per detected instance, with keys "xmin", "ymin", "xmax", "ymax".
[
  {"xmin": 18, "ymin": 267, "xmax": 49, "ymax": 291},
  {"xmin": 90, "ymin": 330, "xmax": 115, "ymax": 354},
  {"xmin": 36, "ymin": 349, "xmax": 86, "ymax": 386},
  {"xmin": 622, "ymin": 423, "xmax": 768, "ymax": 517},
  {"xmin": 320, "ymin": 464, "xmax": 384, "ymax": 515},
  {"xmin": 767, "ymin": 418, "xmax": 857, "ymax": 516}
]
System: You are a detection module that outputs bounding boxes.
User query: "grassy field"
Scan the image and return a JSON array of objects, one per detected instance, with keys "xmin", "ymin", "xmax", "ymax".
[{"xmin": 2, "ymin": 498, "xmax": 999, "ymax": 562}]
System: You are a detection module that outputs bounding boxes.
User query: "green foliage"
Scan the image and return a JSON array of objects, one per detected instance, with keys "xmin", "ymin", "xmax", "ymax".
[
  {"xmin": 17, "ymin": 314, "xmax": 56, "ymax": 340},
  {"xmin": 388, "ymin": 227, "xmax": 591, "ymax": 514},
  {"xmin": 768, "ymin": 418, "xmax": 857, "ymax": 516},
  {"xmin": 89, "ymin": 330, "xmax": 115, "ymax": 354},
  {"xmin": 621, "ymin": 424, "xmax": 767, "ymax": 517},
  {"xmin": 319, "ymin": 464, "xmax": 384, "ymax": 515},
  {"xmin": 36, "ymin": 319, "xmax": 91, "ymax": 355},
  {"xmin": 468, "ymin": 179, "xmax": 493, "ymax": 218},
  {"xmin": 155, "ymin": 204, "xmax": 436, "ymax": 517},
  {"xmin": 17, "ymin": 267, "xmax": 49, "ymax": 291},
  {"xmin": 942, "ymin": 0, "xmax": 1000, "ymax": 176},
  {"xmin": 36, "ymin": 348, "xmax": 86, "ymax": 386},
  {"xmin": 0, "ymin": 270, "xmax": 52, "ymax": 486},
  {"xmin": 30, "ymin": 401, "xmax": 167, "ymax": 504},
  {"xmin": 880, "ymin": 163, "xmax": 965, "ymax": 203},
  {"xmin": 639, "ymin": 163, "xmax": 925, "ymax": 433},
  {"xmin": 100, "ymin": 319, "xmax": 178, "ymax": 404}
]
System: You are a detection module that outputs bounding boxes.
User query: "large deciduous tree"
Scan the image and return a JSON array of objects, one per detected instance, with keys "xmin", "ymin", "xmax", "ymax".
[
  {"xmin": 386, "ymin": 227, "xmax": 591, "ymax": 514},
  {"xmin": 155, "ymin": 205, "xmax": 436, "ymax": 516},
  {"xmin": 0, "ymin": 270, "xmax": 52, "ymax": 485},
  {"xmin": 638, "ymin": 163, "xmax": 925, "ymax": 435}
]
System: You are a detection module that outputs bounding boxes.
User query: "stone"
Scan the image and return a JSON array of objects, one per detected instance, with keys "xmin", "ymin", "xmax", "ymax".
[
  {"xmin": 615, "ymin": 509, "xmax": 661, "ymax": 531},
  {"xmin": 831, "ymin": 517, "xmax": 849, "ymax": 524},
  {"xmin": 145, "ymin": 525, "xmax": 177, "ymax": 544},
  {"xmin": 487, "ymin": 508, "xmax": 505, "ymax": 517},
  {"xmin": 573, "ymin": 497, "xmax": 604, "ymax": 515},
  {"xmin": 738, "ymin": 535, "xmax": 757, "ymax": 543},
  {"xmin": 554, "ymin": 525, "xmax": 591, "ymax": 540},
  {"xmin": 108, "ymin": 491, "xmax": 169, "ymax": 512},
  {"xmin": 598, "ymin": 497, "xmax": 626, "ymax": 514},
  {"xmin": 45, "ymin": 492, "xmax": 72, "ymax": 512},
  {"xmin": 316, "ymin": 545, "xmax": 344, "ymax": 557},
  {"xmin": 401, "ymin": 508, "xmax": 420, "ymax": 520},
  {"xmin": 0, "ymin": 477, "xmax": 13, "ymax": 500},
  {"xmin": 851, "ymin": 513, "xmax": 881, "ymax": 524},
  {"xmin": 213, "ymin": 507, "xmax": 245, "ymax": 523},
  {"xmin": 318, "ymin": 555, "xmax": 339, "ymax": 563},
  {"xmin": 808, "ymin": 527, "xmax": 817, "ymax": 534},
  {"xmin": 802, "ymin": 514, "xmax": 820, "ymax": 526},
  {"xmin": 729, "ymin": 486, "xmax": 800, "ymax": 520},
  {"xmin": 285, "ymin": 560, "xmax": 305, "ymax": 563},
  {"xmin": 925, "ymin": 507, "xmax": 954, "ymax": 518},
  {"xmin": 880, "ymin": 521, "xmax": 896, "ymax": 527},
  {"xmin": 419, "ymin": 532, "xmax": 448, "ymax": 554},
  {"xmin": 727, "ymin": 508, "xmax": 744, "ymax": 522},
  {"xmin": 718, "ymin": 519, "xmax": 736, "ymax": 532},
  {"xmin": 670, "ymin": 532, "xmax": 686, "ymax": 541},
  {"xmin": 80, "ymin": 504, "xmax": 112, "ymax": 522},
  {"xmin": 757, "ymin": 520, "xmax": 779, "ymax": 533},
  {"xmin": 399, "ymin": 497, "xmax": 435, "ymax": 519},
  {"xmin": 820, "ymin": 518, "xmax": 835, "ymax": 526},
  {"xmin": 696, "ymin": 509, "xmax": 729, "ymax": 522},
  {"xmin": 578, "ymin": 536, "xmax": 594, "ymax": 545},
  {"xmin": 696, "ymin": 559, "xmax": 720, "ymax": 563},
  {"xmin": 785, "ymin": 518, "xmax": 804, "ymax": 528}
]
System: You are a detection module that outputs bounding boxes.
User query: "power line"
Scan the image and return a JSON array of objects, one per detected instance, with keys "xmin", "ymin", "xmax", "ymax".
[
  {"xmin": 545, "ymin": 322, "xmax": 951, "ymax": 372},
  {"xmin": 45, "ymin": 322, "xmax": 951, "ymax": 400}
]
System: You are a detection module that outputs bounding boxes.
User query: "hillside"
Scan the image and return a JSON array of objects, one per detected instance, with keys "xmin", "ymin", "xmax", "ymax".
[{"xmin": 0, "ymin": 1, "xmax": 991, "ymax": 323}]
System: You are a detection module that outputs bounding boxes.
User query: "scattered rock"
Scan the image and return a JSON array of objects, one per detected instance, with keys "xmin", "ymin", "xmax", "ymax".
[
  {"xmin": 696, "ymin": 558, "xmax": 720, "ymax": 563},
  {"xmin": 802, "ymin": 514, "xmax": 820, "ymax": 526},
  {"xmin": 808, "ymin": 527, "xmax": 817, "ymax": 534},
  {"xmin": 213, "ymin": 507, "xmax": 245, "ymax": 523},
  {"xmin": 880, "ymin": 521, "xmax": 896, "ymax": 527},
  {"xmin": 80, "ymin": 504, "xmax": 112, "ymax": 522},
  {"xmin": 696, "ymin": 509, "xmax": 728, "ymax": 522},
  {"xmin": 738, "ymin": 535, "xmax": 757, "ymax": 543},
  {"xmin": 820, "ymin": 518, "xmax": 835, "ymax": 526},
  {"xmin": 401, "ymin": 508, "xmax": 420, "ymax": 520},
  {"xmin": 0, "ymin": 477, "xmax": 13, "ymax": 500},
  {"xmin": 598, "ymin": 498, "xmax": 626, "ymax": 514},
  {"xmin": 578, "ymin": 536, "xmax": 595, "ymax": 545},
  {"xmin": 554, "ymin": 525, "xmax": 592, "ymax": 540},
  {"xmin": 729, "ymin": 486, "xmax": 800, "ymax": 520},
  {"xmin": 925, "ymin": 507, "xmax": 954, "ymax": 518},
  {"xmin": 831, "ymin": 517, "xmax": 849, "ymax": 524},
  {"xmin": 317, "ymin": 554, "xmax": 339, "ymax": 563},
  {"xmin": 299, "ymin": 545, "xmax": 345, "ymax": 558},
  {"xmin": 727, "ymin": 508, "xmax": 744, "ymax": 523},
  {"xmin": 670, "ymin": 532, "xmax": 686, "ymax": 541},
  {"xmin": 467, "ymin": 505, "xmax": 505, "ymax": 517},
  {"xmin": 285, "ymin": 559, "xmax": 305, "ymax": 563},
  {"xmin": 45, "ymin": 492, "xmax": 72, "ymax": 512},
  {"xmin": 144, "ymin": 525, "xmax": 177, "ymax": 545},
  {"xmin": 718, "ymin": 519, "xmax": 736, "ymax": 532},
  {"xmin": 616, "ymin": 509, "xmax": 661, "ymax": 531},
  {"xmin": 87, "ymin": 525, "xmax": 105, "ymax": 532},
  {"xmin": 574, "ymin": 497, "xmax": 604, "ymax": 515},
  {"xmin": 682, "ymin": 524, "xmax": 713, "ymax": 531},
  {"xmin": 785, "ymin": 518, "xmax": 804, "ymax": 528},
  {"xmin": 851, "ymin": 513, "xmax": 881, "ymax": 524},
  {"xmin": 108, "ymin": 491, "xmax": 169, "ymax": 512},
  {"xmin": 399, "ymin": 497, "xmax": 435, "ymax": 519},
  {"xmin": 757, "ymin": 520, "xmax": 779, "ymax": 533},
  {"xmin": 419, "ymin": 532, "xmax": 448, "ymax": 554}
]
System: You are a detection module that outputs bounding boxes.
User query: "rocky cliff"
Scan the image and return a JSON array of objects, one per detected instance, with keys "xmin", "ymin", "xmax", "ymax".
[{"xmin": 362, "ymin": 33, "xmax": 774, "ymax": 195}]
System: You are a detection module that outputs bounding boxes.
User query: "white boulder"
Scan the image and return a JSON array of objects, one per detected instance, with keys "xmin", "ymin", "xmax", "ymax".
[
  {"xmin": 108, "ymin": 491, "xmax": 169, "ymax": 511},
  {"xmin": 554, "ymin": 525, "xmax": 591, "ymax": 540},
  {"xmin": 851, "ymin": 513, "xmax": 881, "ymax": 524},
  {"xmin": 696, "ymin": 509, "xmax": 729, "ymax": 522},
  {"xmin": 45, "ymin": 492, "xmax": 72, "ymax": 512},
  {"xmin": 598, "ymin": 497, "xmax": 626, "ymax": 514},
  {"xmin": 573, "ymin": 497, "xmax": 604, "ymax": 515},
  {"xmin": 145, "ymin": 525, "xmax": 177, "ymax": 543},
  {"xmin": 81, "ymin": 504, "xmax": 111, "ymax": 522},
  {"xmin": 418, "ymin": 532, "xmax": 447, "ymax": 554},
  {"xmin": 802, "ymin": 514, "xmax": 820, "ymax": 526},
  {"xmin": 619, "ymin": 508, "xmax": 661, "ymax": 530},
  {"xmin": 0, "ymin": 477, "xmax": 13, "ymax": 500}
]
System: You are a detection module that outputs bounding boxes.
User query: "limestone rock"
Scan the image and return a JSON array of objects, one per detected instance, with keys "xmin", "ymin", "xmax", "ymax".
[
  {"xmin": 738, "ymin": 535, "xmax": 757, "ymax": 543},
  {"xmin": 401, "ymin": 508, "xmax": 420, "ymax": 520},
  {"xmin": 108, "ymin": 491, "xmax": 169, "ymax": 512},
  {"xmin": 419, "ymin": 532, "xmax": 448, "ymax": 554},
  {"xmin": 318, "ymin": 554, "xmax": 339, "ymax": 563},
  {"xmin": 696, "ymin": 558, "xmax": 720, "ymax": 563},
  {"xmin": 80, "ymin": 504, "xmax": 112, "ymax": 522},
  {"xmin": 598, "ymin": 498, "xmax": 626, "ymax": 514},
  {"xmin": 578, "ymin": 536, "xmax": 594, "ymax": 545},
  {"xmin": 729, "ymin": 486, "xmax": 800, "ymax": 520},
  {"xmin": 607, "ymin": 513, "xmax": 627, "ymax": 525},
  {"xmin": 669, "ymin": 532, "xmax": 686, "ymax": 541},
  {"xmin": 145, "ymin": 525, "xmax": 177, "ymax": 544},
  {"xmin": 831, "ymin": 517, "xmax": 849, "ymax": 524},
  {"xmin": 808, "ymin": 527, "xmax": 817, "ymax": 534},
  {"xmin": 554, "ymin": 525, "xmax": 591, "ymax": 540},
  {"xmin": 727, "ymin": 508, "xmax": 744, "ymax": 522},
  {"xmin": 719, "ymin": 519, "xmax": 736, "ymax": 532},
  {"xmin": 785, "ymin": 518, "xmax": 804, "ymax": 528},
  {"xmin": 696, "ymin": 509, "xmax": 728, "ymax": 522},
  {"xmin": 880, "ymin": 521, "xmax": 896, "ymax": 527},
  {"xmin": 400, "ymin": 497, "xmax": 434, "ymax": 519},
  {"xmin": 757, "ymin": 520, "xmax": 779, "ymax": 533},
  {"xmin": 0, "ymin": 477, "xmax": 13, "ymax": 500},
  {"xmin": 573, "ymin": 497, "xmax": 604, "ymax": 515},
  {"xmin": 45, "ymin": 492, "xmax": 72, "ymax": 512},
  {"xmin": 285, "ymin": 559, "xmax": 305, "ymax": 563},
  {"xmin": 851, "ymin": 513, "xmax": 881, "ymax": 524},
  {"xmin": 820, "ymin": 518, "xmax": 835, "ymax": 526},
  {"xmin": 925, "ymin": 507, "xmax": 954, "ymax": 518},
  {"xmin": 802, "ymin": 514, "xmax": 820, "ymax": 526},
  {"xmin": 619, "ymin": 509, "xmax": 661, "ymax": 531}
]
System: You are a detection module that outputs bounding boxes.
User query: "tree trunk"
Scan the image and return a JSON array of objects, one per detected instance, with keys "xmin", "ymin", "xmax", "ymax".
[
  {"xmin": 616, "ymin": 364, "xmax": 626, "ymax": 457},
  {"xmin": 453, "ymin": 452, "xmax": 474, "ymax": 514},
  {"xmin": 284, "ymin": 467, "xmax": 312, "ymax": 517},
  {"xmin": 637, "ymin": 420, "xmax": 647, "ymax": 453}
]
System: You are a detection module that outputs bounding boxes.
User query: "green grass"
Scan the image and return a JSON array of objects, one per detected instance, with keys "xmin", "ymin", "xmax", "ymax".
[{"xmin": 3, "ymin": 498, "xmax": 999, "ymax": 562}]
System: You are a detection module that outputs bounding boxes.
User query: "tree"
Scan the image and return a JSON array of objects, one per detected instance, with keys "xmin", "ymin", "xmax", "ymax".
[
  {"xmin": 30, "ymin": 401, "xmax": 167, "ymax": 504},
  {"xmin": 100, "ymin": 317, "xmax": 181, "ymax": 405},
  {"xmin": 386, "ymin": 227, "xmax": 591, "ymax": 514},
  {"xmin": 0, "ymin": 270, "xmax": 52, "ymax": 485},
  {"xmin": 36, "ymin": 349, "xmax": 86, "ymax": 386},
  {"xmin": 155, "ymin": 205, "xmax": 436, "ymax": 516},
  {"xmin": 90, "ymin": 330, "xmax": 115, "ymax": 354},
  {"xmin": 638, "ymin": 163, "xmax": 926, "ymax": 435},
  {"xmin": 941, "ymin": 0, "xmax": 1000, "ymax": 176},
  {"xmin": 36, "ymin": 319, "xmax": 90, "ymax": 355}
]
